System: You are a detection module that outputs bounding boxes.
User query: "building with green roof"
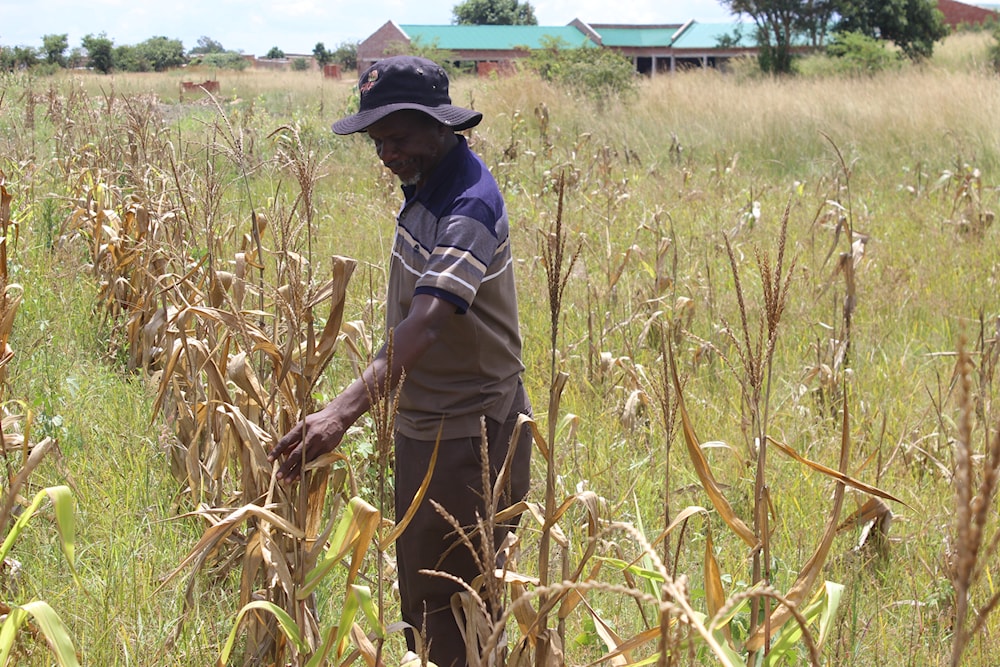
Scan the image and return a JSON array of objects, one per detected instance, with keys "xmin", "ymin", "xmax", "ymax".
[{"xmin": 357, "ymin": 18, "xmax": 759, "ymax": 75}]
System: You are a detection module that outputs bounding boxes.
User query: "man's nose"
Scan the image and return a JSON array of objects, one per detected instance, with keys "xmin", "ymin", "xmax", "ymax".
[{"xmin": 377, "ymin": 141, "xmax": 397, "ymax": 162}]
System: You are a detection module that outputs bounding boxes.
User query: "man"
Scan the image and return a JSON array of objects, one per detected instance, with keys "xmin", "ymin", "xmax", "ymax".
[{"xmin": 268, "ymin": 55, "xmax": 532, "ymax": 667}]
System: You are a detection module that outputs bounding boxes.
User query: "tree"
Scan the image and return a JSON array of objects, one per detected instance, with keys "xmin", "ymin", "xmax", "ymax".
[
  {"xmin": 0, "ymin": 46, "xmax": 37, "ymax": 71},
  {"xmin": 452, "ymin": 0, "xmax": 537, "ymax": 25},
  {"xmin": 41, "ymin": 34, "xmax": 69, "ymax": 67},
  {"xmin": 135, "ymin": 36, "xmax": 186, "ymax": 71},
  {"xmin": 331, "ymin": 41, "xmax": 359, "ymax": 70},
  {"xmin": 111, "ymin": 36, "xmax": 185, "ymax": 72},
  {"xmin": 190, "ymin": 36, "xmax": 225, "ymax": 55},
  {"xmin": 722, "ymin": 0, "xmax": 948, "ymax": 73},
  {"xmin": 265, "ymin": 46, "xmax": 285, "ymax": 59},
  {"xmin": 526, "ymin": 36, "xmax": 636, "ymax": 104},
  {"xmin": 313, "ymin": 42, "xmax": 333, "ymax": 67},
  {"xmin": 836, "ymin": 0, "xmax": 948, "ymax": 60},
  {"xmin": 825, "ymin": 30, "xmax": 901, "ymax": 73},
  {"xmin": 721, "ymin": 0, "xmax": 836, "ymax": 74},
  {"xmin": 82, "ymin": 33, "xmax": 114, "ymax": 73}
]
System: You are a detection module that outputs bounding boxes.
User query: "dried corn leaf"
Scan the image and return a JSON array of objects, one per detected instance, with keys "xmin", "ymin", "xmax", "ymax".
[
  {"xmin": 160, "ymin": 503, "xmax": 305, "ymax": 591},
  {"xmin": 767, "ymin": 436, "xmax": 906, "ymax": 506},
  {"xmin": 0, "ymin": 436, "xmax": 57, "ymax": 540},
  {"xmin": 508, "ymin": 578, "xmax": 538, "ymax": 636},
  {"xmin": 218, "ymin": 403, "xmax": 273, "ymax": 473},
  {"xmin": 303, "ymin": 256, "xmax": 357, "ymax": 385},
  {"xmin": 589, "ymin": 625, "xmax": 662, "ymax": 666},
  {"xmin": 649, "ymin": 504, "xmax": 710, "ymax": 550},
  {"xmin": 557, "ymin": 561, "xmax": 602, "ymax": 620},
  {"xmin": 380, "ymin": 436, "xmax": 439, "ymax": 549},
  {"xmin": 836, "ymin": 496, "xmax": 892, "ymax": 534},
  {"xmin": 227, "ymin": 351, "xmax": 268, "ymax": 411},
  {"xmin": 581, "ymin": 594, "xmax": 628, "ymax": 666},
  {"xmin": 704, "ymin": 529, "xmax": 731, "ymax": 644},
  {"xmin": 745, "ymin": 394, "xmax": 852, "ymax": 652},
  {"xmin": 669, "ymin": 348, "xmax": 758, "ymax": 549}
]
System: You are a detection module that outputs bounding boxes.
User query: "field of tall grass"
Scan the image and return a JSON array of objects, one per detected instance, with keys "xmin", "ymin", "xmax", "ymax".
[{"xmin": 0, "ymin": 31, "xmax": 998, "ymax": 666}]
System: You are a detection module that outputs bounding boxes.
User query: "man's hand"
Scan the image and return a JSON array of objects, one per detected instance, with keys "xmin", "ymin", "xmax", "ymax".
[
  {"xmin": 268, "ymin": 405, "xmax": 347, "ymax": 482},
  {"xmin": 268, "ymin": 293, "xmax": 454, "ymax": 483}
]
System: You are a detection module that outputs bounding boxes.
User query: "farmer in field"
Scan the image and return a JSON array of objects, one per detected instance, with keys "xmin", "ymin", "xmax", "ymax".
[{"xmin": 268, "ymin": 55, "xmax": 532, "ymax": 667}]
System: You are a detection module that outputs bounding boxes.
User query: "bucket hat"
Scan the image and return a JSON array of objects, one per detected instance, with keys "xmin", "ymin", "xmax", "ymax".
[{"xmin": 332, "ymin": 56, "xmax": 482, "ymax": 135}]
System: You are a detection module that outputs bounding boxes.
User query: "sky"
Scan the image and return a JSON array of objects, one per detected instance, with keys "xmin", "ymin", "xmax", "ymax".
[{"xmin": 0, "ymin": 0, "xmax": 733, "ymax": 57}]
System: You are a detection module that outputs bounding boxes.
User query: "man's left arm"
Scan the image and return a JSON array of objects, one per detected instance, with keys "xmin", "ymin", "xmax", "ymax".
[{"xmin": 268, "ymin": 293, "xmax": 455, "ymax": 481}]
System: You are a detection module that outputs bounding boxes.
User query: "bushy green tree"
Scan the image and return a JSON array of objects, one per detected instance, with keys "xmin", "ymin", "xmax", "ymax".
[
  {"xmin": 452, "ymin": 0, "xmax": 537, "ymax": 25},
  {"xmin": 837, "ymin": 0, "xmax": 948, "ymax": 60},
  {"xmin": 1, "ymin": 46, "xmax": 30, "ymax": 71},
  {"xmin": 137, "ymin": 36, "xmax": 186, "ymax": 71},
  {"xmin": 265, "ymin": 46, "xmax": 285, "ymax": 59},
  {"xmin": 112, "ymin": 36, "xmax": 185, "ymax": 72},
  {"xmin": 197, "ymin": 52, "xmax": 249, "ymax": 70},
  {"xmin": 41, "ymin": 34, "xmax": 69, "ymax": 67},
  {"xmin": 82, "ymin": 33, "xmax": 114, "ymax": 73},
  {"xmin": 331, "ymin": 41, "xmax": 359, "ymax": 70},
  {"xmin": 313, "ymin": 42, "xmax": 332, "ymax": 67},
  {"xmin": 291, "ymin": 57, "xmax": 309, "ymax": 71},
  {"xmin": 112, "ymin": 44, "xmax": 142, "ymax": 72},
  {"xmin": 825, "ymin": 30, "xmax": 902, "ymax": 73},
  {"xmin": 190, "ymin": 36, "xmax": 225, "ymax": 55},
  {"xmin": 526, "ymin": 36, "xmax": 636, "ymax": 104},
  {"xmin": 721, "ymin": 0, "xmax": 836, "ymax": 74}
]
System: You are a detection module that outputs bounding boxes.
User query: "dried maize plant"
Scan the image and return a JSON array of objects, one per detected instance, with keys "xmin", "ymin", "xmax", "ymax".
[
  {"xmin": 149, "ymin": 117, "xmax": 377, "ymax": 664},
  {"xmin": 0, "ymin": 171, "xmax": 20, "ymax": 389},
  {"xmin": 659, "ymin": 189, "xmax": 904, "ymax": 661},
  {"xmin": 47, "ymin": 91, "xmax": 372, "ymax": 663},
  {"xmin": 805, "ymin": 135, "xmax": 869, "ymax": 415},
  {"xmin": 938, "ymin": 162, "xmax": 995, "ymax": 237},
  {"xmin": 947, "ymin": 337, "xmax": 1000, "ymax": 667}
]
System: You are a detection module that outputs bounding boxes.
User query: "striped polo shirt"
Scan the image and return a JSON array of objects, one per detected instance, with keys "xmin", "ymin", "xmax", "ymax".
[{"xmin": 386, "ymin": 136, "xmax": 524, "ymax": 440}]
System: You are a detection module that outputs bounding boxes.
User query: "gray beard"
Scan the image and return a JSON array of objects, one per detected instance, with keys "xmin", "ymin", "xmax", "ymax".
[{"xmin": 399, "ymin": 172, "xmax": 422, "ymax": 187}]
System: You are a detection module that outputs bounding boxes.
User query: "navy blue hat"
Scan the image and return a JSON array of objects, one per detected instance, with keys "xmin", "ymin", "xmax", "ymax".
[{"xmin": 332, "ymin": 56, "xmax": 482, "ymax": 135}]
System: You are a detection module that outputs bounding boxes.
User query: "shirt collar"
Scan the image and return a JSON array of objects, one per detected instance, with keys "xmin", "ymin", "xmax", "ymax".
[{"xmin": 401, "ymin": 135, "xmax": 468, "ymax": 204}]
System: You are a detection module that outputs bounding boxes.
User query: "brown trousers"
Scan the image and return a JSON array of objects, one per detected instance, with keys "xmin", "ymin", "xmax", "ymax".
[{"xmin": 394, "ymin": 383, "xmax": 532, "ymax": 667}]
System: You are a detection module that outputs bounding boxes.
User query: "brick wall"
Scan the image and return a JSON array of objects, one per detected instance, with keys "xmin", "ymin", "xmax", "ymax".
[{"xmin": 357, "ymin": 21, "xmax": 409, "ymax": 70}]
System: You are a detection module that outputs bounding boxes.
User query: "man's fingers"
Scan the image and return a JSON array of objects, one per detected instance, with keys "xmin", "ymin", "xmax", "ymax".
[
  {"xmin": 277, "ymin": 453, "xmax": 301, "ymax": 482},
  {"xmin": 268, "ymin": 424, "xmax": 302, "ymax": 461}
]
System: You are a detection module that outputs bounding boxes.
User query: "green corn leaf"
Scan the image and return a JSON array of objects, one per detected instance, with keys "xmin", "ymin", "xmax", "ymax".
[
  {"xmin": 218, "ymin": 600, "xmax": 307, "ymax": 666},
  {"xmin": 0, "ymin": 600, "xmax": 80, "ymax": 667}
]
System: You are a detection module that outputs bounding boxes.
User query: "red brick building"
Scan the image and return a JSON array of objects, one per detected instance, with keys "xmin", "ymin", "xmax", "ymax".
[{"xmin": 936, "ymin": 0, "xmax": 999, "ymax": 28}]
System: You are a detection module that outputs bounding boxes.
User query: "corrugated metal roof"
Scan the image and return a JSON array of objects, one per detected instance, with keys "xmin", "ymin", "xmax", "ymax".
[
  {"xmin": 671, "ymin": 22, "xmax": 749, "ymax": 49},
  {"xmin": 398, "ymin": 24, "xmax": 595, "ymax": 50},
  {"xmin": 593, "ymin": 27, "xmax": 679, "ymax": 47}
]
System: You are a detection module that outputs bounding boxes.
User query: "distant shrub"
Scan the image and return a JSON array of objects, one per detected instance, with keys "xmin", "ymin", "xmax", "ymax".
[
  {"xmin": 331, "ymin": 41, "xmax": 359, "ymax": 71},
  {"xmin": 195, "ymin": 51, "xmax": 249, "ymax": 71},
  {"xmin": 526, "ymin": 36, "xmax": 637, "ymax": 104},
  {"xmin": 291, "ymin": 57, "xmax": 309, "ymax": 71},
  {"xmin": 823, "ymin": 30, "xmax": 903, "ymax": 75}
]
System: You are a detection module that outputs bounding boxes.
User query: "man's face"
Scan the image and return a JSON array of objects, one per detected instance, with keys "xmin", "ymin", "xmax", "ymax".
[{"xmin": 366, "ymin": 111, "xmax": 451, "ymax": 188}]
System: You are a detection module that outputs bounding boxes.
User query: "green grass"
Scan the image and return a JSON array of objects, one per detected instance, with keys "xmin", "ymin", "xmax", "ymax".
[{"xmin": 1, "ymin": 34, "xmax": 999, "ymax": 664}]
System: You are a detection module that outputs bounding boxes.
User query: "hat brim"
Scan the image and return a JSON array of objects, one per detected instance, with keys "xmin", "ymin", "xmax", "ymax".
[{"xmin": 332, "ymin": 103, "xmax": 482, "ymax": 135}]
